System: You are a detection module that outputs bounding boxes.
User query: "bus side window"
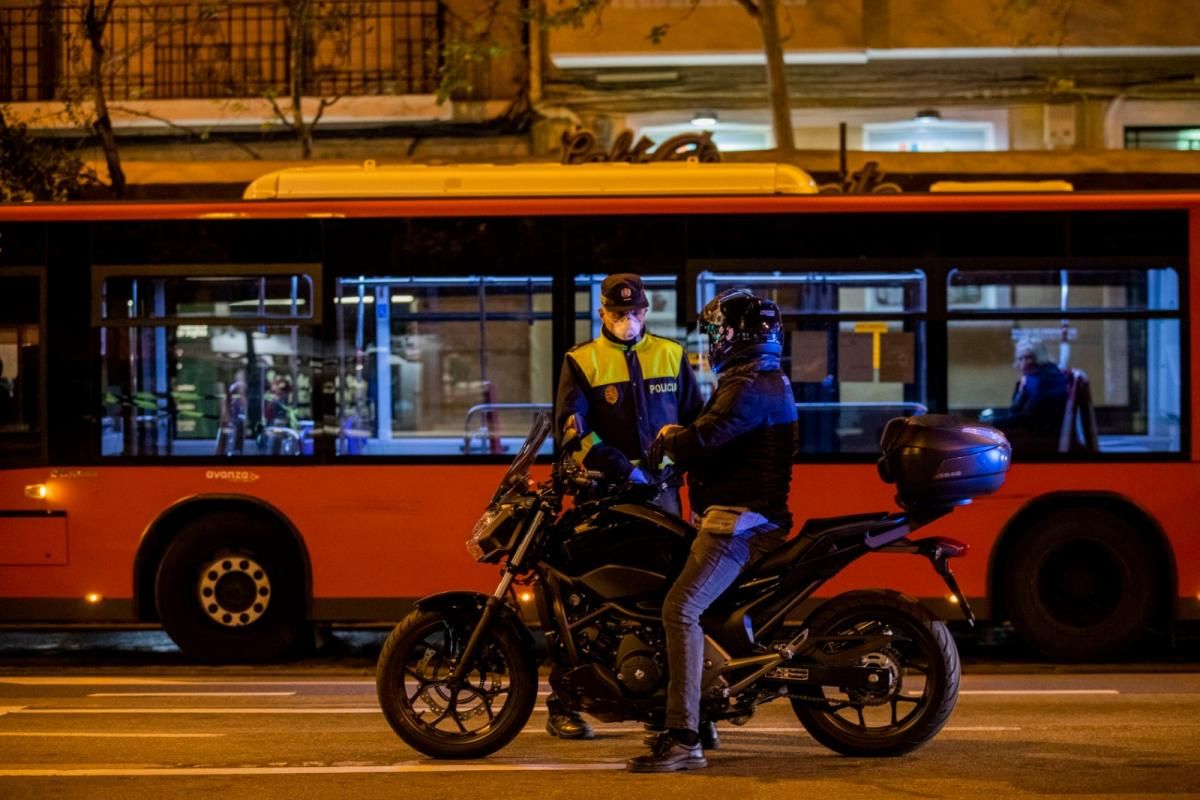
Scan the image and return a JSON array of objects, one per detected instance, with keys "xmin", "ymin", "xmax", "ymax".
[
  {"xmin": 694, "ymin": 269, "xmax": 928, "ymax": 455},
  {"xmin": 946, "ymin": 267, "xmax": 1182, "ymax": 456},
  {"xmin": 0, "ymin": 274, "xmax": 43, "ymax": 464},
  {"xmin": 96, "ymin": 270, "xmax": 318, "ymax": 458},
  {"xmin": 334, "ymin": 276, "xmax": 554, "ymax": 457}
]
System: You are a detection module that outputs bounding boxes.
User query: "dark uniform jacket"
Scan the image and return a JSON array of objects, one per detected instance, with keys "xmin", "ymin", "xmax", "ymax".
[
  {"xmin": 660, "ymin": 355, "xmax": 798, "ymax": 530},
  {"xmin": 556, "ymin": 329, "xmax": 702, "ymax": 479}
]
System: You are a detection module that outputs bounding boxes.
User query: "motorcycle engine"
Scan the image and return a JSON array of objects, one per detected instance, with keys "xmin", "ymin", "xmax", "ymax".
[{"xmin": 614, "ymin": 633, "xmax": 663, "ymax": 695}]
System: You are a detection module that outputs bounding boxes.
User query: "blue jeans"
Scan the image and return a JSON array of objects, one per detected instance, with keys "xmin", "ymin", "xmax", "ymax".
[{"xmin": 662, "ymin": 526, "xmax": 782, "ymax": 732}]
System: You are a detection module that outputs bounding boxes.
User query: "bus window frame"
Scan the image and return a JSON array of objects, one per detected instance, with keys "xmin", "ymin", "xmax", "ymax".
[
  {"xmin": 89, "ymin": 263, "xmax": 324, "ymax": 465},
  {"xmin": 330, "ymin": 273, "xmax": 556, "ymax": 460},
  {"xmin": 0, "ymin": 266, "xmax": 48, "ymax": 467},
  {"xmin": 944, "ymin": 258, "xmax": 1189, "ymax": 463},
  {"xmin": 688, "ymin": 261, "xmax": 929, "ymax": 463},
  {"xmin": 90, "ymin": 263, "xmax": 323, "ymax": 327}
]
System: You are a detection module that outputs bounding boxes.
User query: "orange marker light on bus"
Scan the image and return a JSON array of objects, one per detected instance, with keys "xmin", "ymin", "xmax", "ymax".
[
  {"xmin": 85, "ymin": 593, "xmax": 102, "ymax": 604},
  {"xmin": 24, "ymin": 483, "xmax": 48, "ymax": 500},
  {"xmin": 519, "ymin": 592, "xmax": 533, "ymax": 603},
  {"xmin": 947, "ymin": 594, "xmax": 960, "ymax": 604}
]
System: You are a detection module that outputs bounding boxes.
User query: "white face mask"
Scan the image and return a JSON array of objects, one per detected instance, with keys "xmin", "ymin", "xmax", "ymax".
[{"xmin": 609, "ymin": 316, "xmax": 644, "ymax": 342}]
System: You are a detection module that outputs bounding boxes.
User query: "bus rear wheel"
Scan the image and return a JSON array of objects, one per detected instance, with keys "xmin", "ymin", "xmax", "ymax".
[
  {"xmin": 1002, "ymin": 509, "xmax": 1158, "ymax": 662},
  {"xmin": 154, "ymin": 511, "xmax": 309, "ymax": 663}
]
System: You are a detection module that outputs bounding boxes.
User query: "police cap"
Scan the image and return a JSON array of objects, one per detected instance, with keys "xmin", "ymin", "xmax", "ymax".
[{"xmin": 600, "ymin": 273, "xmax": 650, "ymax": 311}]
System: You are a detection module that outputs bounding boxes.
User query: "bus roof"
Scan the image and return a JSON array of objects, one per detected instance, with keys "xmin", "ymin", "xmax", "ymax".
[
  {"xmin": 241, "ymin": 161, "xmax": 819, "ymax": 200},
  {"xmin": 929, "ymin": 180, "xmax": 1075, "ymax": 193}
]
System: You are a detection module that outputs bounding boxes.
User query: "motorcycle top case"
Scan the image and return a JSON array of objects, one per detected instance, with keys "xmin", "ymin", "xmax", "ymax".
[{"xmin": 877, "ymin": 415, "xmax": 1011, "ymax": 507}]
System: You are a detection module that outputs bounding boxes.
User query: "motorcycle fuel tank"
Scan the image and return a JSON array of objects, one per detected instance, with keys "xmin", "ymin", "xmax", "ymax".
[{"xmin": 557, "ymin": 503, "xmax": 694, "ymax": 600}]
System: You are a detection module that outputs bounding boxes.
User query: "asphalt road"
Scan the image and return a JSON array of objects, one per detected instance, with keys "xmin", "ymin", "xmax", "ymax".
[{"xmin": 1, "ymin": 668, "xmax": 1198, "ymax": 800}]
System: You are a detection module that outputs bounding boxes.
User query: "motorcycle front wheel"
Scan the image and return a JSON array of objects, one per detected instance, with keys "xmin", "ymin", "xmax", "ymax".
[
  {"xmin": 376, "ymin": 609, "xmax": 537, "ymax": 759},
  {"xmin": 789, "ymin": 589, "xmax": 960, "ymax": 757}
]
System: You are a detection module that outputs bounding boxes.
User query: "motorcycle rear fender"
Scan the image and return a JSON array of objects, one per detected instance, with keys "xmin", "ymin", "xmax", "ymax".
[
  {"xmin": 414, "ymin": 590, "xmax": 538, "ymax": 652},
  {"xmin": 876, "ymin": 537, "xmax": 975, "ymax": 625}
]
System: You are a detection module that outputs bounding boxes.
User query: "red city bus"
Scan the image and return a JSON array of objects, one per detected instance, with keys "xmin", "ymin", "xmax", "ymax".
[{"xmin": 0, "ymin": 163, "xmax": 1194, "ymax": 662}]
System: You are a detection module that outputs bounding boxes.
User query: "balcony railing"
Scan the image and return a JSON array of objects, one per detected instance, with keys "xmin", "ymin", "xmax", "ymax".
[{"xmin": 0, "ymin": 0, "xmax": 446, "ymax": 103}]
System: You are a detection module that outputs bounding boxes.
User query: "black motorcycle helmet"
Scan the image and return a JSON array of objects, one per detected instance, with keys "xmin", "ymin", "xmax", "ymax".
[{"xmin": 700, "ymin": 288, "xmax": 784, "ymax": 373}]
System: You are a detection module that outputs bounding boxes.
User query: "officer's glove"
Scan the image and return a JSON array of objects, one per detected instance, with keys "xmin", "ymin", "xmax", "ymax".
[{"xmin": 646, "ymin": 426, "xmax": 680, "ymax": 473}]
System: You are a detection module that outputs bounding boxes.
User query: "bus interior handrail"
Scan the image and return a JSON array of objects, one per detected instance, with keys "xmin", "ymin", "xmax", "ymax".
[{"xmin": 462, "ymin": 401, "xmax": 927, "ymax": 454}]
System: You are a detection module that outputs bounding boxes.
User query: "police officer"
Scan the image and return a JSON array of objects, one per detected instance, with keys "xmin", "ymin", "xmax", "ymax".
[
  {"xmin": 547, "ymin": 272, "xmax": 703, "ymax": 740},
  {"xmin": 628, "ymin": 289, "xmax": 798, "ymax": 772},
  {"xmin": 556, "ymin": 272, "xmax": 702, "ymax": 514}
]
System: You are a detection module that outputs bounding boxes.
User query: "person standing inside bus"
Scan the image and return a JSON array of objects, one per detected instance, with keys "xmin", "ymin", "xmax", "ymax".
[
  {"xmin": 548, "ymin": 272, "xmax": 703, "ymax": 741},
  {"xmin": 629, "ymin": 289, "xmax": 798, "ymax": 772}
]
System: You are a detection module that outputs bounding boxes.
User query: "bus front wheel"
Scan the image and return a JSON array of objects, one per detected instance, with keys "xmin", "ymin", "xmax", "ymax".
[
  {"xmin": 154, "ymin": 511, "xmax": 309, "ymax": 663},
  {"xmin": 1002, "ymin": 509, "xmax": 1159, "ymax": 662}
]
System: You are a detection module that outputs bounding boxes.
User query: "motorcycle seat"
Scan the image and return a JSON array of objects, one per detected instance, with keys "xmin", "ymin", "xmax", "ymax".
[{"xmin": 745, "ymin": 511, "xmax": 894, "ymax": 576}]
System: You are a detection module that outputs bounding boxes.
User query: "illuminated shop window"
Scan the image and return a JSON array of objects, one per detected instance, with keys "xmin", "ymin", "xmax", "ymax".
[{"xmin": 863, "ymin": 118, "xmax": 996, "ymax": 152}]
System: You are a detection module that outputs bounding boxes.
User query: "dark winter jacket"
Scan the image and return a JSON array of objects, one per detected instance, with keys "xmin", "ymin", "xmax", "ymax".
[{"xmin": 659, "ymin": 355, "xmax": 798, "ymax": 530}]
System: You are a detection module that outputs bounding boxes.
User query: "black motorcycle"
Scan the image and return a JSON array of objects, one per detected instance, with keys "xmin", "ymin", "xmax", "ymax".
[{"xmin": 376, "ymin": 412, "xmax": 1010, "ymax": 759}]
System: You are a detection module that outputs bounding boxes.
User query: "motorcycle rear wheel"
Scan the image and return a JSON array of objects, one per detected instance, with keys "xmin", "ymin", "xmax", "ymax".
[
  {"xmin": 376, "ymin": 609, "xmax": 537, "ymax": 759},
  {"xmin": 789, "ymin": 589, "xmax": 960, "ymax": 757}
]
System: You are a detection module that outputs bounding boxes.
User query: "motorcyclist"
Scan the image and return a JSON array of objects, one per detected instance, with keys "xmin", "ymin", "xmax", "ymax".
[
  {"xmin": 549, "ymin": 272, "xmax": 703, "ymax": 740},
  {"xmin": 628, "ymin": 288, "xmax": 799, "ymax": 773}
]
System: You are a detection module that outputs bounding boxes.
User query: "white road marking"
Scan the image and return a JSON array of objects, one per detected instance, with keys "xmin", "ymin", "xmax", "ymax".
[
  {"xmin": 960, "ymin": 690, "xmax": 1120, "ymax": 696},
  {"xmin": 0, "ymin": 678, "xmax": 187, "ymax": 686},
  {"xmin": 87, "ymin": 692, "xmax": 297, "ymax": 697},
  {"xmin": 0, "ymin": 763, "xmax": 626, "ymax": 777},
  {"xmin": 520, "ymin": 725, "xmax": 1021, "ymax": 734},
  {"xmin": 11, "ymin": 706, "xmax": 550, "ymax": 715},
  {"xmin": 13, "ymin": 707, "xmax": 382, "ymax": 715},
  {"xmin": 0, "ymin": 732, "xmax": 225, "ymax": 738}
]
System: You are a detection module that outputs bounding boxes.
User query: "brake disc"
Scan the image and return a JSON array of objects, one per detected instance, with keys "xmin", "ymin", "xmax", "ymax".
[{"xmin": 847, "ymin": 648, "xmax": 903, "ymax": 706}]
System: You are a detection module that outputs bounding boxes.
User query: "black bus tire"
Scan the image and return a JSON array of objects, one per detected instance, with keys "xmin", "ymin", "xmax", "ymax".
[
  {"xmin": 154, "ymin": 511, "xmax": 309, "ymax": 663},
  {"xmin": 1002, "ymin": 508, "xmax": 1158, "ymax": 662}
]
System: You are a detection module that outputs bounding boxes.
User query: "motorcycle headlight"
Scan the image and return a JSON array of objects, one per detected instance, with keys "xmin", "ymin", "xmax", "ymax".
[{"xmin": 465, "ymin": 504, "xmax": 517, "ymax": 563}]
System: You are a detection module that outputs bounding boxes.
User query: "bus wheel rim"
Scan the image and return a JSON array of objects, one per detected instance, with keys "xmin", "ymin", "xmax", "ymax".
[{"xmin": 197, "ymin": 556, "xmax": 272, "ymax": 628}]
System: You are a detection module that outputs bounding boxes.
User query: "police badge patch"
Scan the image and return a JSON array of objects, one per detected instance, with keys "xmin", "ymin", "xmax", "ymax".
[{"xmin": 604, "ymin": 385, "xmax": 619, "ymax": 405}]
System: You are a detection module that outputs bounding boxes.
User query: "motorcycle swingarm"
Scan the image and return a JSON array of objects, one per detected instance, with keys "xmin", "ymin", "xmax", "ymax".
[{"xmin": 761, "ymin": 663, "xmax": 893, "ymax": 692}]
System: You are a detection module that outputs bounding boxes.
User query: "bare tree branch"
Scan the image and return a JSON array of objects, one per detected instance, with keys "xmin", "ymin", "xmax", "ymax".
[
  {"xmin": 109, "ymin": 104, "xmax": 264, "ymax": 159},
  {"xmin": 264, "ymin": 92, "xmax": 296, "ymax": 133},
  {"xmin": 733, "ymin": 0, "xmax": 760, "ymax": 20},
  {"xmin": 310, "ymin": 95, "xmax": 341, "ymax": 131}
]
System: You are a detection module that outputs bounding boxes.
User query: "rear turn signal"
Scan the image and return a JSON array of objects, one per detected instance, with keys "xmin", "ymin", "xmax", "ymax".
[{"xmin": 24, "ymin": 483, "xmax": 48, "ymax": 500}]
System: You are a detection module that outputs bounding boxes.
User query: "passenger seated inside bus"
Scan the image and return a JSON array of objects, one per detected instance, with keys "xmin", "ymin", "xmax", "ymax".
[{"xmin": 980, "ymin": 336, "xmax": 1068, "ymax": 456}]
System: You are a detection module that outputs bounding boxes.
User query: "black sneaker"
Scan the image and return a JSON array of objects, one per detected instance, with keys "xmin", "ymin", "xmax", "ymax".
[
  {"xmin": 546, "ymin": 709, "xmax": 594, "ymax": 740},
  {"xmin": 645, "ymin": 722, "xmax": 719, "ymax": 750},
  {"xmin": 626, "ymin": 734, "xmax": 708, "ymax": 773}
]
